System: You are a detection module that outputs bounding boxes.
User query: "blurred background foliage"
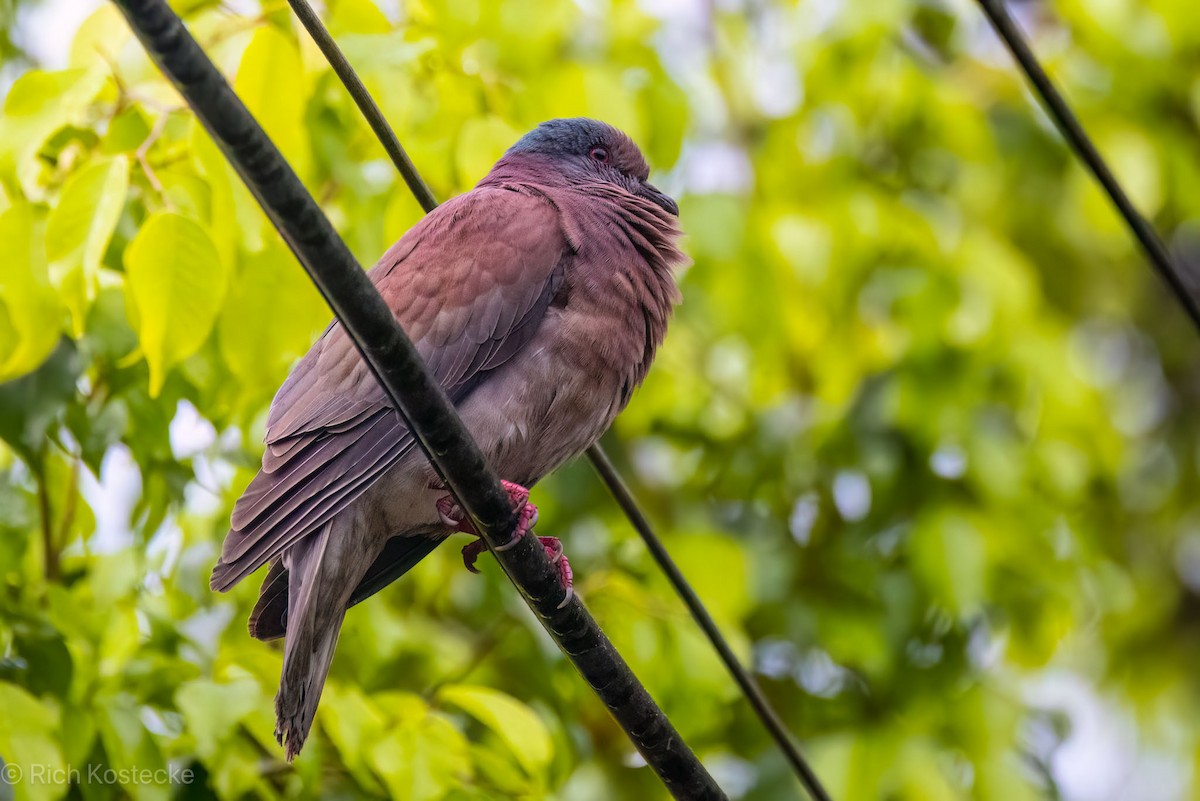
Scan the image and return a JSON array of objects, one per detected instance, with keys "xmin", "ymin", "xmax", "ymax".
[{"xmin": 2, "ymin": 0, "xmax": 1200, "ymax": 798}]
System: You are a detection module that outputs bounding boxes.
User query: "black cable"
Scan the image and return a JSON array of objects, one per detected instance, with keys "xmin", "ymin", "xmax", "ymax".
[
  {"xmin": 111, "ymin": 1, "xmax": 725, "ymax": 797},
  {"xmin": 975, "ymin": 0, "xmax": 1200, "ymax": 330},
  {"xmin": 287, "ymin": 0, "xmax": 437, "ymax": 214},
  {"xmin": 281, "ymin": 3, "xmax": 831, "ymax": 798},
  {"xmin": 587, "ymin": 448, "xmax": 833, "ymax": 801}
]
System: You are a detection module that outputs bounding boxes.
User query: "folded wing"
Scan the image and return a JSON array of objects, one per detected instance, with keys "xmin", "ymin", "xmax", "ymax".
[{"xmin": 212, "ymin": 187, "xmax": 569, "ymax": 591}]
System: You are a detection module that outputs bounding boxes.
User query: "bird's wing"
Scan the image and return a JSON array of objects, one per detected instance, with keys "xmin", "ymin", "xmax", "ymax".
[{"xmin": 211, "ymin": 187, "xmax": 569, "ymax": 590}]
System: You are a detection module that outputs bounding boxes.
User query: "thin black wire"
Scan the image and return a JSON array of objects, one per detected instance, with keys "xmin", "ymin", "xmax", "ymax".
[
  {"xmin": 282, "ymin": 3, "xmax": 832, "ymax": 798},
  {"xmin": 287, "ymin": 0, "xmax": 437, "ymax": 213},
  {"xmin": 587, "ymin": 448, "xmax": 833, "ymax": 801},
  {"xmin": 975, "ymin": 0, "xmax": 1200, "ymax": 330},
  {"xmin": 112, "ymin": 0, "xmax": 724, "ymax": 796}
]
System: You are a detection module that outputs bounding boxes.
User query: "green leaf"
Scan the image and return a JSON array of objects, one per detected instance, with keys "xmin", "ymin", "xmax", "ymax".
[
  {"xmin": 216, "ymin": 242, "xmax": 328, "ymax": 401},
  {"xmin": 206, "ymin": 746, "xmax": 269, "ymax": 799},
  {"xmin": 58, "ymin": 703, "xmax": 97, "ymax": 768},
  {"xmin": 235, "ymin": 26, "xmax": 310, "ymax": 180},
  {"xmin": 94, "ymin": 694, "xmax": 171, "ymax": 801},
  {"xmin": 455, "ymin": 116, "xmax": 522, "ymax": 185},
  {"xmin": 909, "ymin": 509, "xmax": 987, "ymax": 617},
  {"xmin": 338, "ymin": 32, "xmax": 435, "ymax": 71},
  {"xmin": 327, "ymin": 0, "xmax": 392, "ymax": 36},
  {"xmin": 367, "ymin": 696, "xmax": 472, "ymax": 801},
  {"xmin": 0, "ymin": 204, "xmax": 63, "ymax": 383},
  {"xmin": 100, "ymin": 108, "xmax": 152, "ymax": 155},
  {"xmin": 319, "ymin": 684, "xmax": 387, "ymax": 793},
  {"xmin": 0, "ymin": 68, "xmax": 107, "ymax": 191},
  {"xmin": 98, "ymin": 605, "xmax": 140, "ymax": 678},
  {"xmin": 123, "ymin": 212, "xmax": 227, "ymax": 396},
  {"xmin": 68, "ymin": 5, "xmax": 131, "ymax": 70},
  {"xmin": 46, "ymin": 156, "xmax": 129, "ymax": 335},
  {"xmin": 437, "ymin": 684, "xmax": 552, "ymax": 776},
  {"xmin": 0, "ymin": 682, "xmax": 65, "ymax": 801},
  {"xmin": 0, "ymin": 341, "xmax": 80, "ymax": 463},
  {"xmin": 665, "ymin": 531, "xmax": 752, "ymax": 622},
  {"xmin": 175, "ymin": 678, "xmax": 262, "ymax": 759},
  {"xmin": 189, "ymin": 121, "xmax": 244, "ymax": 262},
  {"xmin": 4, "ymin": 623, "xmax": 73, "ymax": 699}
]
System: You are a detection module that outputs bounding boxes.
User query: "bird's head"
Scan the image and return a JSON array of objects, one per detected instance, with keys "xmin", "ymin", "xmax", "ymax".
[{"xmin": 497, "ymin": 118, "xmax": 678, "ymax": 216}]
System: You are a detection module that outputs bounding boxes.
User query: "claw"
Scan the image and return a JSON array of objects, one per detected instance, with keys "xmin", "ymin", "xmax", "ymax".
[
  {"xmin": 537, "ymin": 536, "xmax": 574, "ymax": 608},
  {"xmin": 437, "ymin": 481, "xmax": 531, "ymax": 534},
  {"xmin": 447, "ymin": 484, "xmax": 574, "ymax": 607},
  {"xmin": 454, "ymin": 482, "xmax": 536, "ymax": 571},
  {"xmin": 461, "ymin": 539, "xmax": 487, "ymax": 573},
  {"xmin": 437, "ymin": 496, "xmax": 467, "ymax": 531}
]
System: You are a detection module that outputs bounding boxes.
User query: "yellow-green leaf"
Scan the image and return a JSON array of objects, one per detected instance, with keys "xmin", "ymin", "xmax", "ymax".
[
  {"xmin": 190, "ymin": 120, "xmax": 250, "ymax": 260},
  {"xmin": 665, "ymin": 531, "xmax": 752, "ymax": 622},
  {"xmin": 0, "ymin": 683, "xmax": 66, "ymax": 801},
  {"xmin": 318, "ymin": 684, "xmax": 387, "ymax": 793},
  {"xmin": 328, "ymin": 0, "xmax": 392, "ymax": 36},
  {"xmin": 123, "ymin": 213, "xmax": 226, "ymax": 395},
  {"xmin": 909, "ymin": 509, "xmax": 986, "ymax": 617},
  {"xmin": 437, "ymin": 684, "xmax": 553, "ymax": 775},
  {"xmin": 455, "ymin": 115, "xmax": 522, "ymax": 184},
  {"xmin": 367, "ymin": 699, "xmax": 471, "ymax": 801},
  {"xmin": 0, "ymin": 67, "xmax": 107, "ymax": 191},
  {"xmin": 69, "ymin": 4, "xmax": 131, "ymax": 69},
  {"xmin": 0, "ymin": 204, "xmax": 62, "ymax": 382},
  {"xmin": 46, "ymin": 156, "xmax": 129, "ymax": 335},
  {"xmin": 175, "ymin": 678, "xmax": 262, "ymax": 759},
  {"xmin": 235, "ymin": 27, "xmax": 309, "ymax": 180},
  {"xmin": 216, "ymin": 241, "xmax": 328, "ymax": 400}
]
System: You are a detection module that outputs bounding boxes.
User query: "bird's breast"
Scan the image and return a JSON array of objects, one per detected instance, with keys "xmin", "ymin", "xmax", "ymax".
[
  {"xmin": 453, "ymin": 310, "xmax": 630, "ymax": 486},
  {"xmin": 439, "ymin": 188, "xmax": 683, "ymax": 487}
]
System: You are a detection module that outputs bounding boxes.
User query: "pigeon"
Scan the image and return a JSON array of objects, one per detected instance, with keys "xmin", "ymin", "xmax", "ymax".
[{"xmin": 210, "ymin": 118, "xmax": 686, "ymax": 759}]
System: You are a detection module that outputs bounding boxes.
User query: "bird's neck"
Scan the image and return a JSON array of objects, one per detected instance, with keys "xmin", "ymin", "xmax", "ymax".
[
  {"xmin": 545, "ymin": 184, "xmax": 687, "ymax": 393},
  {"xmin": 477, "ymin": 153, "xmax": 573, "ymax": 190},
  {"xmin": 477, "ymin": 159, "xmax": 688, "ymax": 353}
]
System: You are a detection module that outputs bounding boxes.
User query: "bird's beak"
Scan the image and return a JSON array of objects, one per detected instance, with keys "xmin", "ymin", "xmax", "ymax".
[{"xmin": 637, "ymin": 181, "xmax": 679, "ymax": 216}]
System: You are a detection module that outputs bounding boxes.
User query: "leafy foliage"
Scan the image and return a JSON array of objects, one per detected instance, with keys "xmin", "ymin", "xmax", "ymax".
[{"xmin": 2, "ymin": 0, "xmax": 1200, "ymax": 799}]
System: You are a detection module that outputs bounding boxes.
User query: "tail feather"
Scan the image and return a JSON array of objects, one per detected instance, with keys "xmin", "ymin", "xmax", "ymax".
[
  {"xmin": 276, "ymin": 618, "xmax": 342, "ymax": 760},
  {"xmin": 248, "ymin": 533, "xmax": 445, "ymax": 642},
  {"xmin": 248, "ymin": 560, "xmax": 289, "ymax": 641},
  {"xmin": 273, "ymin": 521, "xmax": 345, "ymax": 760}
]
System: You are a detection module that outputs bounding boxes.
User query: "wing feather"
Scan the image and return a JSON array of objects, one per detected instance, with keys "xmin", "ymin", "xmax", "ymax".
[{"xmin": 212, "ymin": 187, "xmax": 569, "ymax": 590}]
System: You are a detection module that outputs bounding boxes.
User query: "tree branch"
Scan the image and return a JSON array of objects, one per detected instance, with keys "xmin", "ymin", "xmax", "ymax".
[{"xmin": 34, "ymin": 454, "xmax": 59, "ymax": 583}]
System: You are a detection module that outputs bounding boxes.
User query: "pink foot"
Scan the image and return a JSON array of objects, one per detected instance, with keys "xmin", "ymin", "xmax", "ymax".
[
  {"xmin": 458, "ymin": 501, "xmax": 538, "ymax": 572},
  {"xmin": 539, "ymin": 536, "xmax": 574, "ymax": 607},
  {"xmin": 438, "ymin": 482, "xmax": 574, "ymax": 608},
  {"xmin": 437, "ymin": 480, "xmax": 531, "ymax": 533},
  {"xmin": 460, "ymin": 535, "xmax": 573, "ymax": 607}
]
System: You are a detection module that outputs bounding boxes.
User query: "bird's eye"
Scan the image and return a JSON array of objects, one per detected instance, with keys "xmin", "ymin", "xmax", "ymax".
[{"xmin": 589, "ymin": 147, "xmax": 610, "ymax": 164}]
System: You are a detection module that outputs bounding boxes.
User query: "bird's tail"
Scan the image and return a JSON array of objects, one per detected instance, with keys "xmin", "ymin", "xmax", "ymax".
[
  {"xmin": 274, "ymin": 520, "xmax": 346, "ymax": 760},
  {"xmin": 247, "ymin": 532, "xmax": 444, "ymax": 642}
]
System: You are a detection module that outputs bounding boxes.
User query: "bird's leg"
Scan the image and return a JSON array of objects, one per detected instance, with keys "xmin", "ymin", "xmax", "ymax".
[
  {"xmin": 436, "ymin": 480, "xmax": 533, "ymax": 535},
  {"xmin": 436, "ymin": 481, "xmax": 574, "ymax": 605},
  {"xmin": 456, "ymin": 497, "xmax": 537, "ymax": 572}
]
